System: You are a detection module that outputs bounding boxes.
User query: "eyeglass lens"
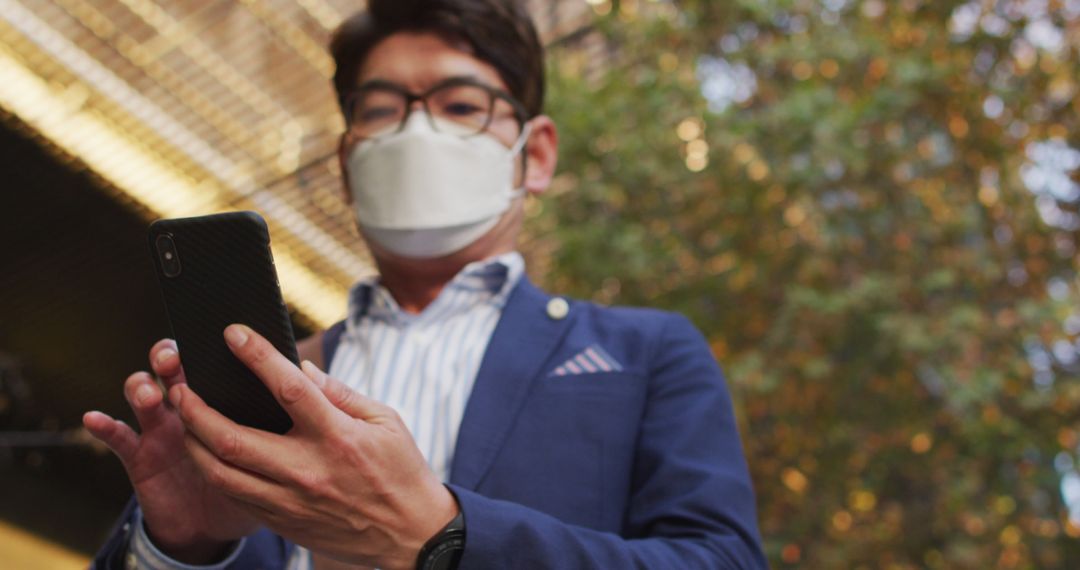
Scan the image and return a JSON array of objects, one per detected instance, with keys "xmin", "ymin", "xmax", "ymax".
[{"xmin": 350, "ymin": 83, "xmax": 520, "ymax": 139}]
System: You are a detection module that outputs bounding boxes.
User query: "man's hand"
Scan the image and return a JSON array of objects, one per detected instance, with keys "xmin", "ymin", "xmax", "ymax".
[
  {"xmin": 173, "ymin": 324, "xmax": 458, "ymax": 570},
  {"xmin": 82, "ymin": 340, "xmax": 259, "ymax": 563}
]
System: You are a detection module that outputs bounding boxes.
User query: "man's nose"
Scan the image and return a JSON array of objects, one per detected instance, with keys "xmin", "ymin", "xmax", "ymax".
[
  {"xmin": 405, "ymin": 99, "xmax": 427, "ymax": 117},
  {"xmin": 402, "ymin": 99, "xmax": 430, "ymax": 124}
]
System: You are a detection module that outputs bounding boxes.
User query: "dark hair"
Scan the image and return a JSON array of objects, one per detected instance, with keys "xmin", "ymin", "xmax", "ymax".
[{"xmin": 330, "ymin": 0, "xmax": 545, "ymax": 119}]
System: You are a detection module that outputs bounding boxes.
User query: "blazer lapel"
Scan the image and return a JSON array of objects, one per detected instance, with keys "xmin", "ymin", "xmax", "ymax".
[{"xmin": 449, "ymin": 278, "xmax": 572, "ymax": 489}]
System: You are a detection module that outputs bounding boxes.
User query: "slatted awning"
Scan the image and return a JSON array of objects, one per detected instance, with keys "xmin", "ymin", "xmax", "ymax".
[{"xmin": 0, "ymin": 0, "xmax": 594, "ymax": 329}]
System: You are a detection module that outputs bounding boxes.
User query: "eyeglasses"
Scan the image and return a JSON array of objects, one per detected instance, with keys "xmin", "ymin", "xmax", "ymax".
[{"xmin": 342, "ymin": 77, "xmax": 528, "ymax": 141}]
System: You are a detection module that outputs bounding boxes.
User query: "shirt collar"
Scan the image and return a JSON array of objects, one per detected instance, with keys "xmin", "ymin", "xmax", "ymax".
[{"xmin": 346, "ymin": 251, "xmax": 525, "ymax": 327}]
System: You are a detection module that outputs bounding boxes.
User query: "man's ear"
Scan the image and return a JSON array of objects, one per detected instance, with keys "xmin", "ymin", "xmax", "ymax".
[
  {"xmin": 337, "ymin": 135, "xmax": 354, "ymax": 204},
  {"xmin": 523, "ymin": 115, "xmax": 558, "ymax": 195}
]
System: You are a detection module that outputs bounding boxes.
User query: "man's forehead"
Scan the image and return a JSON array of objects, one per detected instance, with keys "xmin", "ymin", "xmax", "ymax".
[{"xmin": 356, "ymin": 31, "xmax": 508, "ymax": 93}]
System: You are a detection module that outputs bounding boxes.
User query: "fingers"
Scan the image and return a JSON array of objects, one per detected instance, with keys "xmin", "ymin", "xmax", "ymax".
[
  {"xmin": 124, "ymin": 371, "xmax": 173, "ymax": 432},
  {"xmin": 149, "ymin": 339, "xmax": 186, "ymax": 388},
  {"xmin": 83, "ymin": 365, "xmax": 178, "ymax": 471},
  {"xmin": 183, "ymin": 431, "xmax": 283, "ymax": 508},
  {"xmin": 170, "ymin": 383, "xmax": 292, "ymax": 483},
  {"xmin": 299, "ymin": 361, "xmax": 390, "ymax": 423},
  {"xmin": 223, "ymin": 325, "xmax": 338, "ymax": 431},
  {"xmin": 82, "ymin": 411, "xmax": 139, "ymax": 465}
]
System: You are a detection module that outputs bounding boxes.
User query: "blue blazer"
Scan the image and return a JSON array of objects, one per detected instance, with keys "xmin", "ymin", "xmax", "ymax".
[{"xmin": 94, "ymin": 278, "xmax": 766, "ymax": 569}]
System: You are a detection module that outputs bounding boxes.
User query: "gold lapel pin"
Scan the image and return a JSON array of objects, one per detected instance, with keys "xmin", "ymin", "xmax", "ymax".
[{"xmin": 546, "ymin": 297, "xmax": 569, "ymax": 320}]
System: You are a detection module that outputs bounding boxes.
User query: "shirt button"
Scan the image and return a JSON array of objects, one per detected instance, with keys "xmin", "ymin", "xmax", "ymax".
[{"xmin": 547, "ymin": 297, "xmax": 569, "ymax": 320}]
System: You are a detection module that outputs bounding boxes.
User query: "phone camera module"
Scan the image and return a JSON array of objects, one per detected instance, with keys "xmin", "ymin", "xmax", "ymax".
[{"xmin": 156, "ymin": 234, "xmax": 182, "ymax": 278}]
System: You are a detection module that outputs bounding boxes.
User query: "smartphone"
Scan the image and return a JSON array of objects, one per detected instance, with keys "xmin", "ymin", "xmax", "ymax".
[{"xmin": 149, "ymin": 211, "xmax": 296, "ymax": 434}]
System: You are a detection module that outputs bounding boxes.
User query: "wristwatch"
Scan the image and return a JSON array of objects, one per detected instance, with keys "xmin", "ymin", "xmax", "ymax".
[{"xmin": 416, "ymin": 509, "xmax": 466, "ymax": 570}]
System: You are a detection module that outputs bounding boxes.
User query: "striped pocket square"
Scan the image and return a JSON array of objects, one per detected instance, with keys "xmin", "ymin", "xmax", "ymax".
[{"xmin": 550, "ymin": 344, "xmax": 624, "ymax": 376}]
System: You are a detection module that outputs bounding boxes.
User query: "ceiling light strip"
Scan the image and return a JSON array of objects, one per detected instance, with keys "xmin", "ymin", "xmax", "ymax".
[
  {"xmin": 295, "ymin": 0, "xmax": 345, "ymax": 31},
  {"xmin": 0, "ymin": 0, "xmax": 369, "ymax": 284},
  {"xmin": 116, "ymin": 0, "xmax": 288, "ymax": 123},
  {"xmin": 239, "ymin": 0, "xmax": 335, "ymax": 77},
  {"xmin": 0, "ymin": 0, "xmax": 246, "ymax": 193},
  {"xmin": 53, "ymin": 0, "xmax": 270, "ymax": 162},
  {"xmin": 0, "ymin": 43, "xmax": 345, "ymax": 327}
]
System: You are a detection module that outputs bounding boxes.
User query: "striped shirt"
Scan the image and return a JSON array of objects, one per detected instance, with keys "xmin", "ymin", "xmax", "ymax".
[
  {"xmin": 130, "ymin": 252, "xmax": 525, "ymax": 570},
  {"xmin": 328, "ymin": 250, "xmax": 524, "ymax": 482}
]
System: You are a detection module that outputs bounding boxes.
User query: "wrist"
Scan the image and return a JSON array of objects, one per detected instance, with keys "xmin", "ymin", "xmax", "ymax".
[
  {"xmin": 414, "ymin": 486, "xmax": 465, "ymax": 570},
  {"xmin": 144, "ymin": 523, "xmax": 238, "ymax": 565}
]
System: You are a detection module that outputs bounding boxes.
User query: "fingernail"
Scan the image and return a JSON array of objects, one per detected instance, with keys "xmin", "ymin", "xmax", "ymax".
[
  {"xmin": 224, "ymin": 325, "xmax": 249, "ymax": 348},
  {"xmin": 156, "ymin": 348, "xmax": 176, "ymax": 366},
  {"xmin": 136, "ymin": 384, "xmax": 156, "ymax": 405}
]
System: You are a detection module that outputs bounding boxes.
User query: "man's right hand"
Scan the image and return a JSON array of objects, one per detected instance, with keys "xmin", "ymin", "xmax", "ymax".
[{"xmin": 83, "ymin": 339, "xmax": 259, "ymax": 564}]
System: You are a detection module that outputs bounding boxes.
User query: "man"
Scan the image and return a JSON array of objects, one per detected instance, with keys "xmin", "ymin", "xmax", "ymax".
[{"xmin": 84, "ymin": 1, "xmax": 767, "ymax": 568}]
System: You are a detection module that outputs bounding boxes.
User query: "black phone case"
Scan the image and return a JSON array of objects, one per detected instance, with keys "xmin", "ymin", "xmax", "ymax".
[{"xmin": 149, "ymin": 211, "xmax": 296, "ymax": 434}]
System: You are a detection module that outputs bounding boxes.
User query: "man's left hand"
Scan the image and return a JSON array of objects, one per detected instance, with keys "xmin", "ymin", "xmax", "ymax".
[{"xmin": 170, "ymin": 324, "xmax": 459, "ymax": 570}]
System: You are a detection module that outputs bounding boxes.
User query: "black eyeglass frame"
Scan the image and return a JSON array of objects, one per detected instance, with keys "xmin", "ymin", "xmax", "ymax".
[{"xmin": 340, "ymin": 77, "xmax": 530, "ymax": 140}]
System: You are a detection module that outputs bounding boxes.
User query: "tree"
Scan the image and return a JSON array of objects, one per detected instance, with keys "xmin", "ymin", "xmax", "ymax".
[{"xmin": 535, "ymin": 0, "xmax": 1080, "ymax": 567}]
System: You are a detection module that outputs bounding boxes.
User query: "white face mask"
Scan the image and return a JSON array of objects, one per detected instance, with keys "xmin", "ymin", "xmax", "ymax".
[{"xmin": 345, "ymin": 113, "xmax": 530, "ymax": 258}]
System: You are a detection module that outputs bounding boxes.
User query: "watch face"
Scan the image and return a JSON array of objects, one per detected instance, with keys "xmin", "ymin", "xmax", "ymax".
[
  {"xmin": 418, "ymin": 511, "xmax": 465, "ymax": 570},
  {"xmin": 426, "ymin": 534, "xmax": 465, "ymax": 570}
]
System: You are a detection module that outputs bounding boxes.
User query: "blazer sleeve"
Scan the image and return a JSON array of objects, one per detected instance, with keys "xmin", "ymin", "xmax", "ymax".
[
  {"xmin": 448, "ymin": 313, "xmax": 766, "ymax": 569},
  {"xmin": 90, "ymin": 497, "xmax": 139, "ymax": 570}
]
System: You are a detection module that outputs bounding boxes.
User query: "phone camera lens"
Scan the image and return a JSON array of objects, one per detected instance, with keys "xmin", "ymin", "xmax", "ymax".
[{"xmin": 156, "ymin": 234, "xmax": 182, "ymax": 278}]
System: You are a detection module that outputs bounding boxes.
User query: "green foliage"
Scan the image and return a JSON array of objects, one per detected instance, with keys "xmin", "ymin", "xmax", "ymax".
[{"xmin": 536, "ymin": 0, "xmax": 1080, "ymax": 567}]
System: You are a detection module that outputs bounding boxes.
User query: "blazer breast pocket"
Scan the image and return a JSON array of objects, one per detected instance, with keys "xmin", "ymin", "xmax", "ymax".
[
  {"xmin": 481, "ymin": 371, "xmax": 647, "ymax": 530},
  {"xmin": 540, "ymin": 370, "xmax": 646, "ymax": 397}
]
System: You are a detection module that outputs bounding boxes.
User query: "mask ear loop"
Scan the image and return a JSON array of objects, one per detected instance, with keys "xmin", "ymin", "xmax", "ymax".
[
  {"xmin": 510, "ymin": 121, "xmax": 534, "ymax": 196},
  {"xmin": 510, "ymin": 122, "xmax": 533, "ymax": 156}
]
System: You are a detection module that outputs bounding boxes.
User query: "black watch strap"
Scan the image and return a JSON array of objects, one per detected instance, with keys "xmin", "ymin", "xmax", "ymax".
[{"xmin": 416, "ymin": 509, "xmax": 466, "ymax": 570}]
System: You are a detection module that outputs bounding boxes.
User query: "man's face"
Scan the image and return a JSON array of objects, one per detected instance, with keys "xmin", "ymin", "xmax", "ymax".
[
  {"xmin": 341, "ymin": 31, "xmax": 525, "ymax": 155},
  {"xmin": 337, "ymin": 30, "xmax": 542, "ymax": 265}
]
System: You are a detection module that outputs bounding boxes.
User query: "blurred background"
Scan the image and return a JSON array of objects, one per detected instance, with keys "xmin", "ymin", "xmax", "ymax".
[{"xmin": 0, "ymin": 0, "xmax": 1078, "ymax": 568}]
